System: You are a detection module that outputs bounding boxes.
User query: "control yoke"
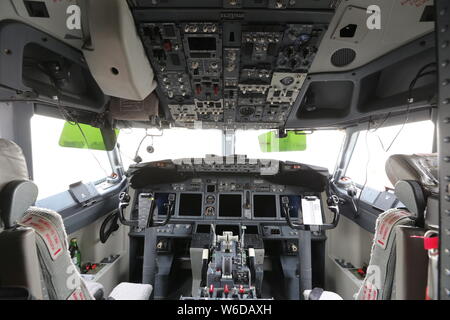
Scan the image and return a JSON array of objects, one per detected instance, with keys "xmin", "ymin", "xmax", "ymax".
[
  {"xmin": 118, "ymin": 192, "xmax": 139, "ymax": 227},
  {"xmin": 117, "ymin": 191, "xmax": 175, "ymax": 228},
  {"xmin": 147, "ymin": 193, "xmax": 176, "ymax": 228},
  {"xmin": 281, "ymin": 195, "xmax": 340, "ymax": 230},
  {"xmin": 325, "ymin": 195, "xmax": 340, "ymax": 229}
]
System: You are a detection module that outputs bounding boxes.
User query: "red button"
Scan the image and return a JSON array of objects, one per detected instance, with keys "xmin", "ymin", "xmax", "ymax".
[
  {"xmin": 224, "ymin": 285, "xmax": 229, "ymax": 294},
  {"xmin": 239, "ymin": 285, "xmax": 245, "ymax": 294},
  {"xmin": 209, "ymin": 284, "xmax": 214, "ymax": 293},
  {"xmin": 163, "ymin": 40, "xmax": 172, "ymax": 51}
]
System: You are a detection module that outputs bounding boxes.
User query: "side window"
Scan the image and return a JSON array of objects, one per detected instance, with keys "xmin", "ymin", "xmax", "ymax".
[
  {"xmin": 30, "ymin": 114, "xmax": 112, "ymax": 200},
  {"xmin": 345, "ymin": 120, "xmax": 435, "ymax": 191}
]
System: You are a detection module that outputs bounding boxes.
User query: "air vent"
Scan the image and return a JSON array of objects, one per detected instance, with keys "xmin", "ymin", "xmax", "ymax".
[
  {"xmin": 24, "ymin": 1, "xmax": 49, "ymax": 18},
  {"xmin": 331, "ymin": 48, "xmax": 356, "ymax": 67}
]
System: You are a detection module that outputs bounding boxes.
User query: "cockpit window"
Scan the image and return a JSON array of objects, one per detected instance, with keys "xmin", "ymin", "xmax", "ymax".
[
  {"xmin": 31, "ymin": 115, "xmax": 112, "ymax": 199},
  {"xmin": 117, "ymin": 128, "xmax": 223, "ymax": 170},
  {"xmin": 235, "ymin": 129, "xmax": 345, "ymax": 173},
  {"xmin": 118, "ymin": 128, "xmax": 345, "ymax": 173},
  {"xmin": 345, "ymin": 120, "xmax": 435, "ymax": 191}
]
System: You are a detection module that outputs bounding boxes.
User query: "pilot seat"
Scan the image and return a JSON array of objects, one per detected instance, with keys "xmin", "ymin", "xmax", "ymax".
[{"xmin": 0, "ymin": 139, "xmax": 152, "ymax": 300}]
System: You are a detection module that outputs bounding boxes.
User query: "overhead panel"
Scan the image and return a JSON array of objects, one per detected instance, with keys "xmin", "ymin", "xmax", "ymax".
[{"xmin": 138, "ymin": 19, "xmax": 327, "ymax": 129}]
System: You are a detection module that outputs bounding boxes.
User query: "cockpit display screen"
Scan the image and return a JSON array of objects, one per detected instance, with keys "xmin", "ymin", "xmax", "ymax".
[
  {"xmin": 254, "ymin": 195, "xmax": 277, "ymax": 218},
  {"xmin": 219, "ymin": 194, "xmax": 242, "ymax": 217},
  {"xmin": 179, "ymin": 193, "xmax": 202, "ymax": 216}
]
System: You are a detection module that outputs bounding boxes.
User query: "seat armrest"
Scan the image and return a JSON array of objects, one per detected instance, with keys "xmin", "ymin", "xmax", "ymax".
[
  {"xmin": 108, "ymin": 282, "xmax": 152, "ymax": 300},
  {"xmin": 303, "ymin": 288, "xmax": 343, "ymax": 300},
  {"xmin": 83, "ymin": 280, "xmax": 105, "ymax": 300}
]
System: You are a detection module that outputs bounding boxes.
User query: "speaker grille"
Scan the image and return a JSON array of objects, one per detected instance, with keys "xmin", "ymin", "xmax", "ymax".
[{"xmin": 331, "ymin": 48, "xmax": 356, "ymax": 67}]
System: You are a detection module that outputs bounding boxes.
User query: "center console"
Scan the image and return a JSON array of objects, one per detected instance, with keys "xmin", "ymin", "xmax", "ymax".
[{"xmin": 119, "ymin": 157, "xmax": 337, "ymax": 299}]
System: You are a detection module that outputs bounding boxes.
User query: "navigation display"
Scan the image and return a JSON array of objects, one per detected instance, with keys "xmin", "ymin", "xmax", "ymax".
[
  {"xmin": 254, "ymin": 195, "xmax": 277, "ymax": 218},
  {"xmin": 179, "ymin": 193, "xmax": 202, "ymax": 216},
  {"xmin": 219, "ymin": 194, "xmax": 242, "ymax": 217}
]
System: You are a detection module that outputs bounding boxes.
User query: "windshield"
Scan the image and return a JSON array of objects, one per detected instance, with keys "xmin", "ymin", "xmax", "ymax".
[
  {"xmin": 236, "ymin": 129, "xmax": 345, "ymax": 172},
  {"xmin": 118, "ymin": 128, "xmax": 345, "ymax": 173},
  {"xmin": 118, "ymin": 128, "xmax": 223, "ymax": 170}
]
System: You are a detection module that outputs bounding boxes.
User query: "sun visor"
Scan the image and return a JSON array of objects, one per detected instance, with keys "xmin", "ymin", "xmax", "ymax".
[{"xmin": 83, "ymin": 0, "xmax": 156, "ymax": 100}]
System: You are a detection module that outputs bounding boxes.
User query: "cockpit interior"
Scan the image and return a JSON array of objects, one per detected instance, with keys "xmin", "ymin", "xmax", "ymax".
[{"xmin": 0, "ymin": 0, "xmax": 447, "ymax": 304}]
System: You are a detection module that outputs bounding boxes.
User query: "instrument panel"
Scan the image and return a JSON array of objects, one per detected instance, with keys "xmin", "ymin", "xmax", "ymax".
[
  {"xmin": 131, "ymin": 176, "xmax": 324, "ymax": 241},
  {"xmin": 127, "ymin": 157, "xmax": 330, "ymax": 240},
  {"xmin": 142, "ymin": 177, "xmax": 320, "ymax": 220}
]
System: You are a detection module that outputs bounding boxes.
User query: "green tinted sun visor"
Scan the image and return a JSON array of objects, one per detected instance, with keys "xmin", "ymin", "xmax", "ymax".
[
  {"xmin": 59, "ymin": 122, "xmax": 119, "ymax": 151},
  {"xmin": 258, "ymin": 130, "xmax": 307, "ymax": 152}
]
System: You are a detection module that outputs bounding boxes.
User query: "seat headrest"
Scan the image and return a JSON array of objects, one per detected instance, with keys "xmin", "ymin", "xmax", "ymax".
[
  {"xmin": 386, "ymin": 154, "xmax": 438, "ymax": 227},
  {"xmin": 394, "ymin": 180, "xmax": 426, "ymax": 226},
  {"xmin": 385, "ymin": 153, "xmax": 438, "ymax": 195},
  {"xmin": 0, "ymin": 139, "xmax": 29, "ymax": 191},
  {"xmin": 0, "ymin": 139, "xmax": 38, "ymax": 229}
]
